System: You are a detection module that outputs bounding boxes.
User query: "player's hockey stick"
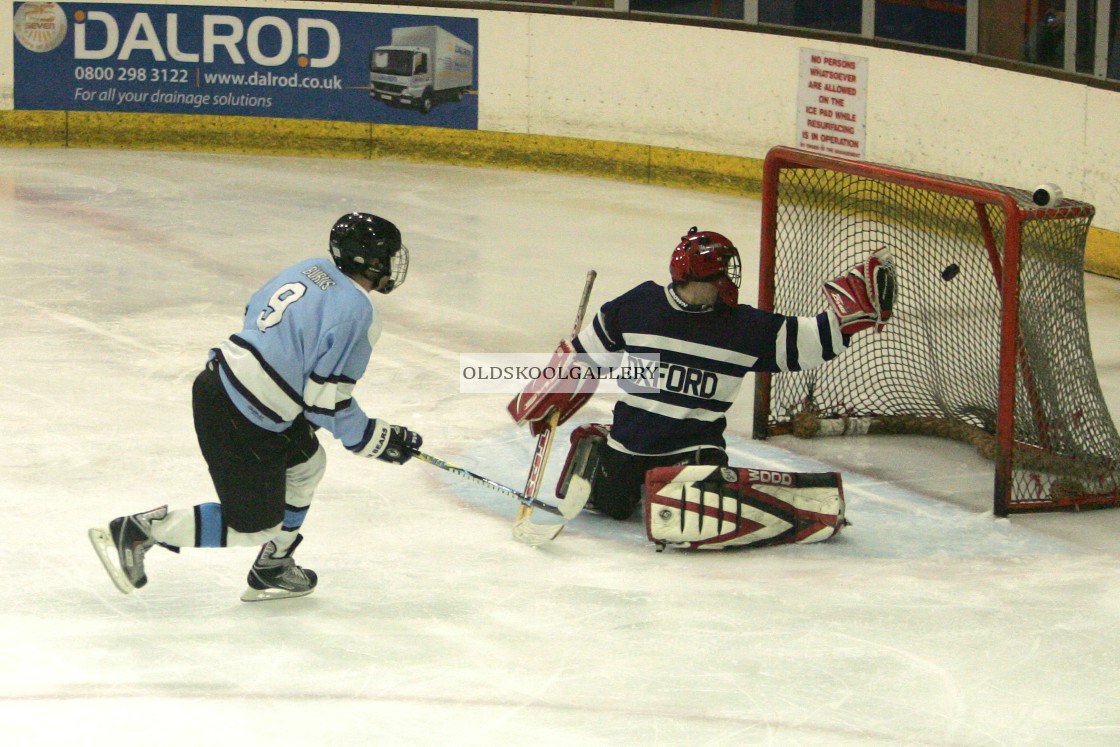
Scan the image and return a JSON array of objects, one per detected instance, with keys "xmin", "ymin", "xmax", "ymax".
[
  {"xmin": 411, "ymin": 449, "xmax": 585, "ymax": 519},
  {"xmin": 512, "ymin": 410, "xmax": 566, "ymax": 544},
  {"xmin": 512, "ymin": 269, "xmax": 597, "ymax": 545}
]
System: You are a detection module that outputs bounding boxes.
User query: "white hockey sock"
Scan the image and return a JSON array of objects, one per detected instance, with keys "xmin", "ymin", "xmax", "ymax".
[
  {"xmin": 149, "ymin": 504, "xmax": 280, "ymax": 548},
  {"xmin": 269, "ymin": 529, "xmax": 300, "ymax": 557},
  {"xmin": 270, "ymin": 446, "xmax": 326, "ymax": 556},
  {"xmin": 148, "ymin": 507, "xmax": 198, "ymax": 548}
]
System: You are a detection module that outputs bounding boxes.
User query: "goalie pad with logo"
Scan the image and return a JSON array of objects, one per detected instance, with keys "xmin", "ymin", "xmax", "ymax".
[{"xmin": 644, "ymin": 465, "xmax": 846, "ymax": 550}]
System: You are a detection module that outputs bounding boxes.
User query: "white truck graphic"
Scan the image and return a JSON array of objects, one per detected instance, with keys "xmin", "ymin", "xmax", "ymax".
[{"xmin": 369, "ymin": 26, "xmax": 474, "ymax": 114}]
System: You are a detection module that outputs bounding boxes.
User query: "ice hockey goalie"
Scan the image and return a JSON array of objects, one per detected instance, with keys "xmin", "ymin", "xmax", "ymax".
[{"xmin": 644, "ymin": 465, "xmax": 846, "ymax": 550}]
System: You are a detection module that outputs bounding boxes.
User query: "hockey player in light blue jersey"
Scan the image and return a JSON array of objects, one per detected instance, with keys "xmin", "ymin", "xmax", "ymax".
[
  {"xmin": 90, "ymin": 213, "xmax": 422, "ymax": 601},
  {"xmin": 510, "ymin": 227, "xmax": 895, "ymax": 537}
]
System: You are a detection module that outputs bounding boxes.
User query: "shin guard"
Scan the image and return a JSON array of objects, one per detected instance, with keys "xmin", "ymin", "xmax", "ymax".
[{"xmin": 555, "ymin": 423, "xmax": 610, "ymax": 507}]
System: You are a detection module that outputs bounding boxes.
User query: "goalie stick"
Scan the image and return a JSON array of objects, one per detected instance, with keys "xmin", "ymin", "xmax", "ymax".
[
  {"xmin": 513, "ymin": 269, "xmax": 597, "ymax": 545},
  {"xmin": 411, "ymin": 450, "xmax": 586, "ymax": 520}
]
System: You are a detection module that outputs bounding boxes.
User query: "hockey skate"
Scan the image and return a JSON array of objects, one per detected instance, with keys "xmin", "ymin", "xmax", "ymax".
[
  {"xmin": 88, "ymin": 505, "xmax": 168, "ymax": 594},
  {"xmin": 241, "ymin": 534, "xmax": 317, "ymax": 602}
]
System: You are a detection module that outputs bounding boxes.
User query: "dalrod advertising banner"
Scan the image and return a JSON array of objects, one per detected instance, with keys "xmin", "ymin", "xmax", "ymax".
[{"xmin": 11, "ymin": 2, "xmax": 479, "ymax": 128}]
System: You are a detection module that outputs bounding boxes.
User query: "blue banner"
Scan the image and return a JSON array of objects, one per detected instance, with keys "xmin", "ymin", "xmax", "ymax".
[{"xmin": 12, "ymin": 2, "xmax": 478, "ymax": 129}]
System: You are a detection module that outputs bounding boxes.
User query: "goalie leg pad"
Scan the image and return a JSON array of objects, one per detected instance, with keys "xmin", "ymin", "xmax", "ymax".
[
  {"xmin": 644, "ymin": 466, "xmax": 846, "ymax": 550},
  {"xmin": 555, "ymin": 423, "xmax": 610, "ymax": 501}
]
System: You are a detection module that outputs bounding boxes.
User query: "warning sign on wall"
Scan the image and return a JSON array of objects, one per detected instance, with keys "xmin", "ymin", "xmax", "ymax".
[{"xmin": 796, "ymin": 48, "xmax": 867, "ymax": 159}]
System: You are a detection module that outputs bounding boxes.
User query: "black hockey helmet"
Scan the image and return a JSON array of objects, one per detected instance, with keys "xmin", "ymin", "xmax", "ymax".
[{"xmin": 329, "ymin": 212, "xmax": 409, "ymax": 294}]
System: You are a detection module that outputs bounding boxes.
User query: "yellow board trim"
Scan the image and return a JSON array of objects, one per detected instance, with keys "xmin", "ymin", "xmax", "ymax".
[{"xmin": 1, "ymin": 109, "xmax": 1115, "ymax": 277}]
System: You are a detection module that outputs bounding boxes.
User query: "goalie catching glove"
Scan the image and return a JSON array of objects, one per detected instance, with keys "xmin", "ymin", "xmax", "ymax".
[
  {"xmin": 823, "ymin": 247, "xmax": 897, "ymax": 335},
  {"xmin": 507, "ymin": 338, "xmax": 599, "ymax": 436}
]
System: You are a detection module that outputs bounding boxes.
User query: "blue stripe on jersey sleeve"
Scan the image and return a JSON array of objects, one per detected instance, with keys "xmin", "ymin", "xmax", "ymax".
[
  {"xmin": 817, "ymin": 312, "xmax": 837, "ymax": 360},
  {"xmin": 306, "ymin": 400, "xmax": 353, "ymax": 417},
  {"xmin": 784, "ymin": 316, "xmax": 801, "ymax": 371},
  {"xmin": 309, "ymin": 370, "xmax": 358, "ymax": 386},
  {"xmin": 592, "ymin": 314, "xmax": 624, "ymax": 352},
  {"xmin": 351, "ymin": 418, "xmax": 379, "ymax": 453}
]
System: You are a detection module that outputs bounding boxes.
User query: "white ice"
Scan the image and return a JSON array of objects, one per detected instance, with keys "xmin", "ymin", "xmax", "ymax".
[{"xmin": 2, "ymin": 148, "xmax": 1120, "ymax": 746}]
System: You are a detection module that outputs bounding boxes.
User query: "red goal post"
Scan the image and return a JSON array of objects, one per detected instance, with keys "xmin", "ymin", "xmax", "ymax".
[{"xmin": 752, "ymin": 146, "xmax": 1120, "ymax": 516}]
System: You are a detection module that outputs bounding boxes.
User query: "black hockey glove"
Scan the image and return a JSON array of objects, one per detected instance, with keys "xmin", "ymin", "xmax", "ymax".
[{"xmin": 377, "ymin": 425, "xmax": 423, "ymax": 465}]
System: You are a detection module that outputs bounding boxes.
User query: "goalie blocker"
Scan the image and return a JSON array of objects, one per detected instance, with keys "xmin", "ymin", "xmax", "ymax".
[
  {"xmin": 508, "ymin": 339, "xmax": 598, "ymax": 436},
  {"xmin": 644, "ymin": 465, "xmax": 846, "ymax": 550}
]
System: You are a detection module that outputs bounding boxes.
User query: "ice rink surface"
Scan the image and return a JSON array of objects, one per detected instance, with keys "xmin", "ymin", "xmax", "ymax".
[{"xmin": 3, "ymin": 148, "xmax": 1120, "ymax": 746}]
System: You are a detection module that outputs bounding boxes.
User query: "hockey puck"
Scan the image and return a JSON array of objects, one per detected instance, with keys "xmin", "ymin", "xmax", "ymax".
[
  {"xmin": 941, "ymin": 263, "xmax": 960, "ymax": 281},
  {"xmin": 1032, "ymin": 183, "xmax": 1063, "ymax": 207}
]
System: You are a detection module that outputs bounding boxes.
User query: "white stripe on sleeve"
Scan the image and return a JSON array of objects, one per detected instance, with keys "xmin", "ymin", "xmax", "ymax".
[
  {"xmin": 794, "ymin": 315, "xmax": 828, "ymax": 369},
  {"xmin": 774, "ymin": 321, "xmax": 789, "ymax": 372},
  {"xmin": 304, "ymin": 378, "xmax": 355, "ymax": 414}
]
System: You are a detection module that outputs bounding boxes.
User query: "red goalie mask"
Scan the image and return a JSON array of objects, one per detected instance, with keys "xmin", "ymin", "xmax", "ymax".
[{"xmin": 669, "ymin": 227, "xmax": 742, "ymax": 307}]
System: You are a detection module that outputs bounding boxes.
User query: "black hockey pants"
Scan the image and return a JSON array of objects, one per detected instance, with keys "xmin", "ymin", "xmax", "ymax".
[
  {"xmin": 192, "ymin": 361, "xmax": 320, "ymax": 534},
  {"xmin": 591, "ymin": 445, "xmax": 728, "ymax": 521}
]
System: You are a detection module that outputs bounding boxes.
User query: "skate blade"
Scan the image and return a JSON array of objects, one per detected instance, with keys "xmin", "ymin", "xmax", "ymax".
[
  {"xmin": 88, "ymin": 528, "xmax": 135, "ymax": 595},
  {"xmin": 240, "ymin": 586, "xmax": 315, "ymax": 603}
]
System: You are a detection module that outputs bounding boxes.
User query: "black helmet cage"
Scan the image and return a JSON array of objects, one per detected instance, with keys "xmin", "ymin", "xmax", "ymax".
[
  {"xmin": 376, "ymin": 242, "xmax": 409, "ymax": 293},
  {"xmin": 329, "ymin": 213, "xmax": 408, "ymax": 294}
]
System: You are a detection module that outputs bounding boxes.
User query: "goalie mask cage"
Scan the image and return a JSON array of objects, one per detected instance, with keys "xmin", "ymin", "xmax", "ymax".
[{"xmin": 752, "ymin": 146, "xmax": 1120, "ymax": 516}]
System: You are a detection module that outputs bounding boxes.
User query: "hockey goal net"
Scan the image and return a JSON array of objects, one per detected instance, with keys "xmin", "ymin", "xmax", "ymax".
[{"xmin": 752, "ymin": 146, "xmax": 1120, "ymax": 515}]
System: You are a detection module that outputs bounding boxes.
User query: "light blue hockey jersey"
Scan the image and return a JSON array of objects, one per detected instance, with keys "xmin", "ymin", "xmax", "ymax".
[{"xmin": 210, "ymin": 258, "xmax": 384, "ymax": 454}]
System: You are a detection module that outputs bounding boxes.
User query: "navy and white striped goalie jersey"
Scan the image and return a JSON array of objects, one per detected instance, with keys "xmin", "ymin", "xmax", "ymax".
[
  {"xmin": 210, "ymin": 258, "xmax": 384, "ymax": 454},
  {"xmin": 572, "ymin": 281, "xmax": 847, "ymax": 456}
]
